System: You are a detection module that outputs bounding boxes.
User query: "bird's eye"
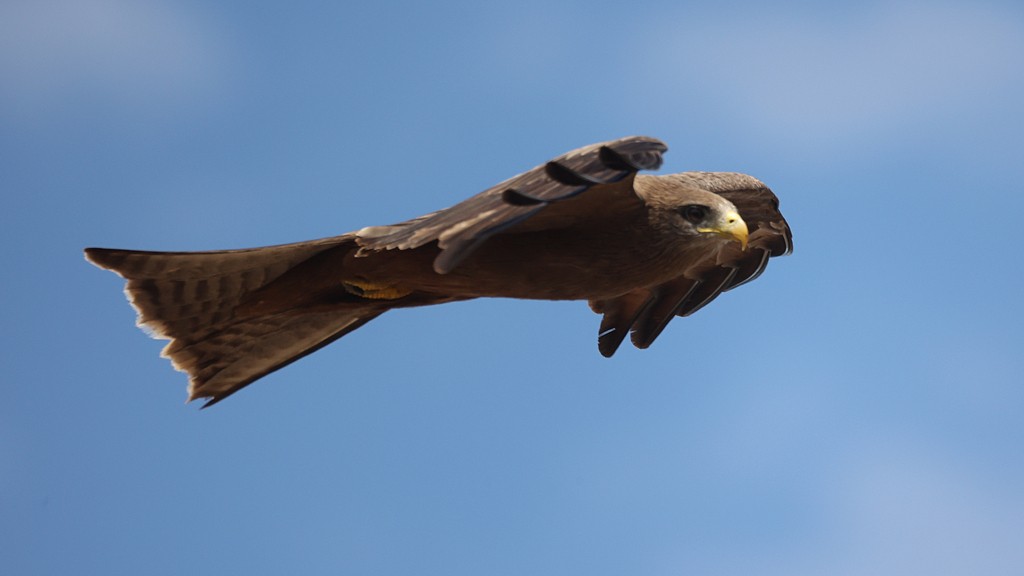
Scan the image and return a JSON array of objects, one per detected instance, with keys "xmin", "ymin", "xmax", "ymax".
[{"xmin": 679, "ymin": 205, "xmax": 709, "ymax": 224}]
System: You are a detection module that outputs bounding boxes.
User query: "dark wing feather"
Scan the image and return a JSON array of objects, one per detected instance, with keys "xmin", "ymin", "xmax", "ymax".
[
  {"xmin": 356, "ymin": 136, "xmax": 667, "ymax": 273},
  {"xmin": 627, "ymin": 277, "xmax": 699, "ymax": 350},
  {"xmin": 591, "ymin": 289, "xmax": 655, "ymax": 357}
]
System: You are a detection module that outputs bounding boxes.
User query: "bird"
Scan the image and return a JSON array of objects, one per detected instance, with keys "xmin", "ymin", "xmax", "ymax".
[{"xmin": 85, "ymin": 136, "xmax": 792, "ymax": 407}]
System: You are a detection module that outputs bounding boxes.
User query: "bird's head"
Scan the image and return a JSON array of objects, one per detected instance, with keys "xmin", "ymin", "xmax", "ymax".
[{"xmin": 636, "ymin": 175, "xmax": 749, "ymax": 250}]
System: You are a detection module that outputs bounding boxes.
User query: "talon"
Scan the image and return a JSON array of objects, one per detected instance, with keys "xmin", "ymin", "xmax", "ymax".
[{"xmin": 342, "ymin": 280, "xmax": 412, "ymax": 300}]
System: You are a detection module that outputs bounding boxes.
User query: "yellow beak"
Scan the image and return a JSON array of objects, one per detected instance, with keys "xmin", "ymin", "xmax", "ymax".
[{"xmin": 698, "ymin": 211, "xmax": 748, "ymax": 250}]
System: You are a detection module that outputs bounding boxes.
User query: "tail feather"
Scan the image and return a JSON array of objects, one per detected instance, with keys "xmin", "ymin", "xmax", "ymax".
[
  {"xmin": 84, "ymin": 236, "xmax": 383, "ymax": 405},
  {"xmin": 85, "ymin": 237, "xmax": 348, "ymax": 340},
  {"xmin": 169, "ymin": 309, "xmax": 382, "ymax": 406}
]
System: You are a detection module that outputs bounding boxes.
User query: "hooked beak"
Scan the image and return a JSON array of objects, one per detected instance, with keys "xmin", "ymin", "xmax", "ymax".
[{"xmin": 698, "ymin": 211, "xmax": 749, "ymax": 250}]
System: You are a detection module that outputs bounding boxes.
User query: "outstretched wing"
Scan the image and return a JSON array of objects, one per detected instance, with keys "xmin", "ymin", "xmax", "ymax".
[
  {"xmin": 593, "ymin": 172, "xmax": 792, "ymax": 356},
  {"xmin": 356, "ymin": 136, "xmax": 668, "ymax": 273}
]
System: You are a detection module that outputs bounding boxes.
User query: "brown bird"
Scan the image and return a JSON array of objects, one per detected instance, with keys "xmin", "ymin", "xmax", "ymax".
[{"xmin": 86, "ymin": 136, "xmax": 792, "ymax": 406}]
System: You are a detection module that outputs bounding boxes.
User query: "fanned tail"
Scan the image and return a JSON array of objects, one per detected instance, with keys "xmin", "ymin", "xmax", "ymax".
[{"xmin": 85, "ymin": 237, "xmax": 382, "ymax": 406}]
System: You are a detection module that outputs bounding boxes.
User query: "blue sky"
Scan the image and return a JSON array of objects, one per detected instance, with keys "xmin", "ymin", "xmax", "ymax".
[{"xmin": 3, "ymin": 1, "xmax": 1023, "ymax": 574}]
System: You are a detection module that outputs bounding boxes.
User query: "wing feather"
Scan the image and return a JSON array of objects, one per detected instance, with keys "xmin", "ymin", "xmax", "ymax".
[
  {"xmin": 626, "ymin": 277, "xmax": 699, "ymax": 351},
  {"xmin": 356, "ymin": 136, "xmax": 667, "ymax": 273},
  {"xmin": 592, "ymin": 290, "xmax": 655, "ymax": 357}
]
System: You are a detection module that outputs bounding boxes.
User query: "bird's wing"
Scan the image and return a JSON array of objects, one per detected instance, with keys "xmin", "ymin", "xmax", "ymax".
[
  {"xmin": 355, "ymin": 136, "xmax": 668, "ymax": 273},
  {"xmin": 592, "ymin": 174, "xmax": 792, "ymax": 356}
]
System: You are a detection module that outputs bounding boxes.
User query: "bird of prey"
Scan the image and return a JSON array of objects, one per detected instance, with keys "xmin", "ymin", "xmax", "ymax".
[{"xmin": 86, "ymin": 136, "xmax": 792, "ymax": 406}]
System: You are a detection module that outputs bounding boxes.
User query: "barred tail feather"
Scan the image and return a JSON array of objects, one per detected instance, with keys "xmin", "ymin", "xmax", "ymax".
[
  {"xmin": 84, "ymin": 237, "xmax": 380, "ymax": 405},
  {"xmin": 168, "ymin": 309, "xmax": 381, "ymax": 406}
]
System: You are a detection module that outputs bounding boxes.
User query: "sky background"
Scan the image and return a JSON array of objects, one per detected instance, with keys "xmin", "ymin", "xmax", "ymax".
[{"xmin": 3, "ymin": 1, "xmax": 1023, "ymax": 574}]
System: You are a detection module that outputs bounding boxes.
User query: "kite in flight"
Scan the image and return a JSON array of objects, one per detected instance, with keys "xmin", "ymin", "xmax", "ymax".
[{"xmin": 86, "ymin": 136, "xmax": 792, "ymax": 406}]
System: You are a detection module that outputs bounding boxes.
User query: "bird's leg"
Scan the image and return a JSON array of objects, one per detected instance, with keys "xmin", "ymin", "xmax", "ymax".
[{"xmin": 341, "ymin": 280, "xmax": 412, "ymax": 300}]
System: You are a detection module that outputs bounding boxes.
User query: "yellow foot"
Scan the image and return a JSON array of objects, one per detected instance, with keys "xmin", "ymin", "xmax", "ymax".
[{"xmin": 342, "ymin": 280, "xmax": 412, "ymax": 300}]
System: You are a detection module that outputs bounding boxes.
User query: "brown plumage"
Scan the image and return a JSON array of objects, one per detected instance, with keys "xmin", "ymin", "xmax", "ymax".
[{"xmin": 85, "ymin": 136, "xmax": 792, "ymax": 406}]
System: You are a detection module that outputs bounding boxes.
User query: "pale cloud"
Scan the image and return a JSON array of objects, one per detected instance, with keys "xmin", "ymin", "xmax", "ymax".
[
  {"xmin": 638, "ymin": 2, "xmax": 1024, "ymax": 151},
  {"xmin": 0, "ymin": 0, "xmax": 232, "ymax": 121}
]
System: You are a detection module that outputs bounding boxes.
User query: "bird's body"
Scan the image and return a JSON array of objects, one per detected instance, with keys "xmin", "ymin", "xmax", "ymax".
[{"xmin": 86, "ymin": 137, "xmax": 792, "ymax": 406}]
